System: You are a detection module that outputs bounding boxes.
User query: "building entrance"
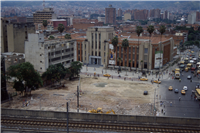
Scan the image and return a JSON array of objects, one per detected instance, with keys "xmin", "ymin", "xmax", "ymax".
[{"xmin": 89, "ymin": 56, "xmax": 101, "ymax": 65}]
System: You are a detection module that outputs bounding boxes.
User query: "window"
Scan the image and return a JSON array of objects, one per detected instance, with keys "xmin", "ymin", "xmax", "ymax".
[
  {"xmin": 133, "ymin": 54, "xmax": 135, "ymax": 60},
  {"xmin": 85, "ymin": 51, "xmax": 86, "ymax": 55},
  {"xmin": 99, "ymin": 52, "xmax": 101, "ymax": 56},
  {"xmin": 121, "ymin": 47, "xmax": 123, "ymax": 52},
  {"xmin": 137, "ymin": 48, "xmax": 139, "ymax": 53},
  {"xmin": 133, "ymin": 47, "xmax": 135, "ymax": 52},
  {"xmin": 117, "ymin": 53, "xmax": 119, "ymax": 57},
  {"xmin": 129, "ymin": 54, "xmax": 131, "ymax": 58},
  {"xmin": 144, "ymin": 55, "xmax": 148, "ymax": 61},
  {"xmin": 95, "ymin": 51, "xmax": 97, "ymax": 56},
  {"xmin": 104, "ymin": 45, "xmax": 106, "ymax": 50},
  {"xmin": 121, "ymin": 53, "xmax": 123, "ymax": 57},
  {"xmin": 129, "ymin": 48, "xmax": 131, "ymax": 52},
  {"xmin": 85, "ymin": 44, "xmax": 86, "ymax": 49},
  {"xmin": 99, "ymin": 43, "xmax": 101, "ymax": 49},
  {"xmin": 92, "ymin": 41, "xmax": 93, "ymax": 49},
  {"xmin": 104, "ymin": 59, "xmax": 105, "ymax": 63},
  {"xmin": 144, "ymin": 48, "xmax": 148, "ymax": 54},
  {"xmin": 92, "ymin": 51, "xmax": 93, "ymax": 56},
  {"xmin": 104, "ymin": 52, "xmax": 105, "ymax": 57},
  {"xmin": 117, "ymin": 46, "xmax": 119, "ymax": 52},
  {"xmin": 137, "ymin": 55, "xmax": 139, "ymax": 60}
]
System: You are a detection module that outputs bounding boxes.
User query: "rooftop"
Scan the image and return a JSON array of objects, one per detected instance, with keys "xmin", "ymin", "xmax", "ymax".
[{"xmin": 88, "ymin": 26, "xmax": 113, "ymax": 29}]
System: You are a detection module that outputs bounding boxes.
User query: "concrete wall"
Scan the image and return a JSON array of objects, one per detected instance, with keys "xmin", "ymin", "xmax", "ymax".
[{"xmin": 2, "ymin": 109, "xmax": 200, "ymax": 126}]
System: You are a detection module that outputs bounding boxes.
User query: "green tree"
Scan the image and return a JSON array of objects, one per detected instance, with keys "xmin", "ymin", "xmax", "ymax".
[
  {"xmin": 43, "ymin": 20, "xmax": 47, "ymax": 31},
  {"xmin": 136, "ymin": 26, "xmax": 143, "ymax": 70},
  {"xmin": 48, "ymin": 35, "xmax": 55, "ymax": 40},
  {"xmin": 7, "ymin": 62, "xmax": 43, "ymax": 95},
  {"xmin": 158, "ymin": 25, "xmax": 166, "ymax": 70},
  {"xmin": 65, "ymin": 34, "xmax": 71, "ymax": 39},
  {"xmin": 122, "ymin": 39, "xmax": 129, "ymax": 76},
  {"xmin": 111, "ymin": 36, "xmax": 118, "ymax": 52},
  {"xmin": 69, "ymin": 61, "xmax": 83, "ymax": 80},
  {"xmin": 58, "ymin": 24, "xmax": 65, "ymax": 38},
  {"xmin": 147, "ymin": 25, "xmax": 155, "ymax": 71}
]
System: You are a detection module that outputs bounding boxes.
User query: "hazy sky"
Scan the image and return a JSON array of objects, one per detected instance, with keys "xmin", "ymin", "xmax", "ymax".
[{"xmin": 1, "ymin": 0, "xmax": 196, "ymax": 1}]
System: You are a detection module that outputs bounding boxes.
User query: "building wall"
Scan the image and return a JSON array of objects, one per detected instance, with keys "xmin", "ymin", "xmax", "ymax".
[
  {"xmin": 7, "ymin": 23, "xmax": 35, "ymax": 53},
  {"xmin": 124, "ymin": 13, "xmax": 132, "ymax": 21},
  {"xmin": 117, "ymin": 8, "xmax": 122, "ymax": 17},
  {"xmin": 33, "ymin": 8, "xmax": 55, "ymax": 23},
  {"xmin": 1, "ymin": 19, "xmax": 9, "ymax": 53},
  {"xmin": 105, "ymin": 7, "xmax": 116, "ymax": 24},
  {"xmin": 133, "ymin": 9, "xmax": 148, "ymax": 20},
  {"xmin": 73, "ymin": 22, "xmax": 103, "ymax": 30},
  {"xmin": 25, "ymin": 33, "xmax": 76, "ymax": 73}
]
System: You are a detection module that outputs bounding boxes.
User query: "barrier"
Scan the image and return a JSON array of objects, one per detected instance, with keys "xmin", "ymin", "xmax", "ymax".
[{"xmin": 1, "ymin": 108, "xmax": 200, "ymax": 126}]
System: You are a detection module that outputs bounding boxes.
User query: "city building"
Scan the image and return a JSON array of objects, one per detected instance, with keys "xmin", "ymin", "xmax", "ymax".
[
  {"xmin": 33, "ymin": 8, "xmax": 57, "ymax": 23},
  {"xmin": 1, "ymin": 52, "xmax": 25, "ymax": 72},
  {"xmin": 117, "ymin": 8, "xmax": 122, "ymax": 17},
  {"xmin": 98, "ymin": 17, "xmax": 105, "ymax": 24},
  {"xmin": 47, "ymin": 19, "xmax": 67, "ymax": 31},
  {"xmin": 149, "ymin": 9, "xmax": 161, "ymax": 19},
  {"xmin": 26, "ymin": 17, "xmax": 34, "ymax": 23},
  {"xmin": 124, "ymin": 13, "xmax": 132, "ymax": 21},
  {"xmin": 188, "ymin": 11, "xmax": 197, "ymax": 24},
  {"xmin": 133, "ymin": 9, "xmax": 149, "ymax": 20},
  {"xmin": 76, "ymin": 26, "xmax": 175, "ymax": 70},
  {"xmin": 1, "ymin": 18, "xmax": 9, "ymax": 53},
  {"xmin": 1, "ymin": 18, "xmax": 35, "ymax": 53},
  {"xmin": 57, "ymin": 15, "xmax": 73, "ymax": 26},
  {"xmin": 0, "ymin": 54, "xmax": 9, "ymax": 101},
  {"xmin": 196, "ymin": 11, "xmax": 200, "ymax": 22},
  {"xmin": 25, "ymin": 33, "xmax": 76, "ymax": 73},
  {"xmin": 105, "ymin": 5, "xmax": 116, "ymax": 24},
  {"xmin": 73, "ymin": 18, "xmax": 103, "ymax": 30}
]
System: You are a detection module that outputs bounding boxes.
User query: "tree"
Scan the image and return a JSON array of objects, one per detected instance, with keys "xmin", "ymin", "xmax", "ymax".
[
  {"xmin": 112, "ymin": 36, "xmax": 118, "ymax": 52},
  {"xmin": 122, "ymin": 39, "xmax": 129, "ymax": 76},
  {"xmin": 7, "ymin": 62, "xmax": 43, "ymax": 95},
  {"xmin": 48, "ymin": 35, "xmax": 55, "ymax": 40},
  {"xmin": 158, "ymin": 25, "xmax": 166, "ymax": 71},
  {"xmin": 136, "ymin": 26, "xmax": 143, "ymax": 71},
  {"xmin": 69, "ymin": 61, "xmax": 83, "ymax": 80},
  {"xmin": 65, "ymin": 34, "xmax": 71, "ymax": 39},
  {"xmin": 147, "ymin": 25, "xmax": 155, "ymax": 71},
  {"xmin": 58, "ymin": 24, "xmax": 65, "ymax": 39},
  {"xmin": 43, "ymin": 20, "xmax": 47, "ymax": 31}
]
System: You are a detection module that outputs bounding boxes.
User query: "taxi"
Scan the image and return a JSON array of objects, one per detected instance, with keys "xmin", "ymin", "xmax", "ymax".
[
  {"xmin": 191, "ymin": 51, "xmax": 194, "ymax": 53},
  {"xmin": 140, "ymin": 77, "xmax": 148, "ymax": 81},
  {"xmin": 197, "ymin": 70, "xmax": 200, "ymax": 74},
  {"xmin": 103, "ymin": 74, "xmax": 111, "ymax": 77},
  {"xmin": 153, "ymin": 80, "xmax": 161, "ymax": 84},
  {"xmin": 168, "ymin": 86, "xmax": 173, "ymax": 91},
  {"xmin": 181, "ymin": 90, "xmax": 186, "ymax": 95},
  {"xmin": 189, "ymin": 57, "xmax": 193, "ymax": 60},
  {"xmin": 185, "ymin": 67, "xmax": 188, "ymax": 72}
]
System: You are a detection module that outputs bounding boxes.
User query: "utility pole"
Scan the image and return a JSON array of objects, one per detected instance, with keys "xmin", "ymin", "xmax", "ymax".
[
  {"xmin": 77, "ymin": 86, "xmax": 79, "ymax": 112},
  {"xmin": 66, "ymin": 102, "xmax": 69, "ymax": 133}
]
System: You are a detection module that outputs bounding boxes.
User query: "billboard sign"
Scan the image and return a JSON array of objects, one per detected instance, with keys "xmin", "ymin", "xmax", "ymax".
[
  {"xmin": 109, "ymin": 44, "xmax": 115, "ymax": 65},
  {"xmin": 154, "ymin": 51, "xmax": 163, "ymax": 68}
]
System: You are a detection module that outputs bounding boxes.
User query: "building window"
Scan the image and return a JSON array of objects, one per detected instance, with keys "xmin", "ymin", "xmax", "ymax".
[
  {"xmin": 95, "ymin": 51, "xmax": 97, "ymax": 56},
  {"xmin": 99, "ymin": 52, "xmax": 101, "ymax": 56},
  {"xmin": 92, "ymin": 41, "xmax": 93, "ymax": 49},
  {"xmin": 129, "ymin": 48, "xmax": 131, "ymax": 52},
  {"xmin": 95, "ymin": 41, "xmax": 97, "ymax": 49},
  {"xmin": 104, "ymin": 59, "xmax": 105, "ymax": 63},
  {"xmin": 137, "ymin": 48, "xmax": 139, "ymax": 53},
  {"xmin": 144, "ymin": 48, "xmax": 148, "ymax": 54},
  {"xmin": 144, "ymin": 55, "xmax": 148, "ymax": 61},
  {"xmin": 117, "ymin": 53, "xmax": 119, "ymax": 57},
  {"xmin": 92, "ymin": 51, "xmax": 93, "ymax": 56},
  {"xmin": 133, "ymin": 54, "xmax": 135, "ymax": 60},
  {"xmin": 117, "ymin": 46, "xmax": 119, "ymax": 52},
  {"xmin": 121, "ymin": 53, "xmax": 123, "ymax": 58},
  {"xmin": 104, "ymin": 52, "xmax": 105, "ymax": 57},
  {"xmin": 40, "ymin": 67, "xmax": 42, "ymax": 70},
  {"xmin": 129, "ymin": 54, "xmax": 131, "ymax": 58},
  {"xmin": 85, "ymin": 44, "xmax": 86, "ymax": 49},
  {"xmin": 99, "ymin": 42, "xmax": 101, "ymax": 49},
  {"xmin": 85, "ymin": 51, "xmax": 86, "ymax": 55},
  {"xmin": 133, "ymin": 47, "xmax": 135, "ymax": 52},
  {"xmin": 137, "ymin": 55, "xmax": 139, "ymax": 60},
  {"xmin": 104, "ymin": 45, "xmax": 105, "ymax": 50},
  {"xmin": 121, "ymin": 47, "xmax": 123, "ymax": 52}
]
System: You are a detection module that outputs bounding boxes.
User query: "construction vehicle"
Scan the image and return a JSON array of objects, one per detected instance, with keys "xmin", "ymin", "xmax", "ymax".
[{"xmin": 88, "ymin": 107, "xmax": 115, "ymax": 114}]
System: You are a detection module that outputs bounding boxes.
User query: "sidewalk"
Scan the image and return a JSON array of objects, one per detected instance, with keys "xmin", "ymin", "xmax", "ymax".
[{"xmin": 81, "ymin": 65, "xmax": 171, "ymax": 82}]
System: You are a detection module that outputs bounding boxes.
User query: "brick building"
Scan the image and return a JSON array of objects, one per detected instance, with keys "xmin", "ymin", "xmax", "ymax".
[
  {"xmin": 105, "ymin": 5, "xmax": 116, "ymax": 24},
  {"xmin": 33, "ymin": 8, "xmax": 57, "ymax": 23},
  {"xmin": 133, "ymin": 9, "xmax": 149, "ymax": 20},
  {"xmin": 149, "ymin": 9, "xmax": 161, "ymax": 19}
]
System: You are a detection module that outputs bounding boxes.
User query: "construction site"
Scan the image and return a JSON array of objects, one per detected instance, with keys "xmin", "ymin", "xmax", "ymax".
[{"xmin": 2, "ymin": 74, "xmax": 158, "ymax": 116}]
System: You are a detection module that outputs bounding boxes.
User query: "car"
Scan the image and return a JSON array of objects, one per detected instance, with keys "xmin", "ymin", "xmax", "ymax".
[
  {"xmin": 103, "ymin": 74, "xmax": 111, "ymax": 77},
  {"xmin": 140, "ymin": 77, "xmax": 148, "ymax": 81},
  {"xmin": 168, "ymin": 86, "xmax": 173, "ymax": 91},
  {"xmin": 183, "ymin": 86, "xmax": 188, "ymax": 91},
  {"xmin": 187, "ymin": 75, "xmax": 192, "ymax": 79},
  {"xmin": 181, "ymin": 90, "xmax": 186, "ymax": 95},
  {"xmin": 179, "ymin": 64, "xmax": 185, "ymax": 68},
  {"xmin": 143, "ymin": 91, "xmax": 148, "ymax": 95},
  {"xmin": 174, "ymin": 89, "xmax": 179, "ymax": 93},
  {"xmin": 153, "ymin": 80, "xmax": 161, "ymax": 84}
]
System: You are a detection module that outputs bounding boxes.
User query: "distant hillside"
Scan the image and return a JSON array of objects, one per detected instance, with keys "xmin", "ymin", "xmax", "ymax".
[{"xmin": 1, "ymin": 1, "xmax": 200, "ymax": 11}]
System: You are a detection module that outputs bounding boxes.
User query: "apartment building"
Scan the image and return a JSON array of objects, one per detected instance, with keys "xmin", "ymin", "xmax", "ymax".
[
  {"xmin": 105, "ymin": 5, "xmax": 116, "ymax": 24},
  {"xmin": 25, "ymin": 33, "xmax": 76, "ymax": 73},
  {"xmin": 149, "ymin": 9, "xmax": 161, "ymax": 19},
  {"xmin": 33, "ymin": 8, "xmax": 57, "ymax": 23},
  {"xmin": 117, "ymin": 8, "xmax": 122, "ymax": 17},
  {"xmin": 133, "ymin": 9, "xmax": 149, "ymax": 20}
]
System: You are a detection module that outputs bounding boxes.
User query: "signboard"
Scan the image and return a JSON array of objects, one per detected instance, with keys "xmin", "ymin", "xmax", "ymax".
[
  {"xmin": 154, "ymin": 51, "xmax": 163, "ymax": 68},
  {"xmin": 109, "ymin": 44, "xmax": 115, "ymax": 65}
]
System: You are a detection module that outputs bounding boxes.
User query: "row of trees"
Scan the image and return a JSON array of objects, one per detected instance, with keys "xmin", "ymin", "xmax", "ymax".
[
  {"xmin": 43, "ymin": 20, "xmax": 71, "ymax": 39},
  {"xmin": 6, "ymin": 61, "xmax": 82, "ymax": 96},
  {"xmin": 111, "ymin": 25, "xmax": 166, "ymax": 72}
]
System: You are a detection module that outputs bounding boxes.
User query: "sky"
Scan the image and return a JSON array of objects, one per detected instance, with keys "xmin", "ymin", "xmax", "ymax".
[{"xmin": 1, "ymin": 0, "xmax": 198, "ymax": 1}]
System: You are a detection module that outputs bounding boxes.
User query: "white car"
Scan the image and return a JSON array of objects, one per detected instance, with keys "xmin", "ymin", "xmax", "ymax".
[{"xmin": 183, "ymin": 86, "xmax": 188, "ymax": 91}]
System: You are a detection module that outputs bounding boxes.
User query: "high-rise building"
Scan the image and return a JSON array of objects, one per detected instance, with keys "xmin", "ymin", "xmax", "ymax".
[
  {"xmin": 196, "ymin": 11, "xmax": 200, "ymax": 22},
  {"xmin": 105, "ymin": 5, "xmax": 116, "ymax": 24},
  {"xmin": 33, "ymin": 8, "xmax": 57, "ymax": 23},
  {"xmin": 117, "ymin": 8, "xmax": 122, "ymax": 17},
  {"xmin": 163, "ymin": 11, "xmax": 168, "ymax": 19},
  {"xmin": 133, "ymin": 9, "xmax": 148, "ymax": 20},
  {"xmin": 188, "ymin": 12, "xmax": 197, "ymax": 24},
  {"xmin": 149, "ymin": 9, "xmax": 161, "ymax": 19}
]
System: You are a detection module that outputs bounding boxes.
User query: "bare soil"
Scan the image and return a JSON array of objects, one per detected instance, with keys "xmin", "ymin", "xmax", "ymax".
[{"xmin": 2, "ymin": 75, "xmax": 157, "ymax": 115}]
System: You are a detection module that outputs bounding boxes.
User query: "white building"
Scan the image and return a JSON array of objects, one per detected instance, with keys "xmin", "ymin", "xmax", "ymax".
[
  {"xmin": 188, "ymin": 12, "xmax": 196, "ymax": 24},
  {"xmin": 25, "ymin": 33, "xmax": 77, "ymax": 73}
]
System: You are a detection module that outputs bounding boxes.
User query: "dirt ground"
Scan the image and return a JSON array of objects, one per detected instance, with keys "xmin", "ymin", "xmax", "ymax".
[{"xmin": 2, "ymin": 75, "xmax": 158, "ymax": 116}]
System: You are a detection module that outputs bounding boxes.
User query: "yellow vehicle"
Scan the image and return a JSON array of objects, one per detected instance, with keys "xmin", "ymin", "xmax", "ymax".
[
  {"xmin": 180, "ymin": 61, "xmax": 185, "ymax": 64},
  {"xmin": 153, "ymin": 80, "xmax": 161, "ymax": 84},
  {"xmin": 197, "ymin": 70, "xmax": 200, "ymax": 74},
  {"xmin": 189, "ymin": 57, "xmax": 193, "ymax": 60},
  {"xmin": 175, "ymin": 71, "xmax": 180, "ymax": 79},
  {"xmin": 191, "ymin": 51, "xmax": 194, "ymax": 53},
  {"xmin": 105, "ymin": 109, "xmax": 115, "ymax": 114},
  {"xmin": 88, "ymin": 108, "xmax": 115, "ymax": 114},
  {"xmin": 181, "ymin": 90, "xmax": 186, "ymax": 95},
  {"xmin": 187, "ymin": 63, "xmax": 192, "ymax": 69},
  {"xmin": 168, "ymin": 86, "xmax": 173, "ymax": 91},
  {"xmin": 140, "ymin": 77, "xmax": 148, "ymax": 81},
  {"xmin": 185, "ymin": 67, "xmax": 189, "ymax": 72},
  {"xmin": 175, "ymin": 68, "xmax": 180, "ymax": 72},
  {"xmin": 184, "ymin": 58, "xmax": 189, "ymax": 63},
  {"xmin": 103, "ymin": 74, "xmax": 111, "ymax": 77}
]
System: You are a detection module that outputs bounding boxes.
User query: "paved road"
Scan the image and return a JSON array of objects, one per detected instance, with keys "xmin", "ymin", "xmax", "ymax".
[{"xmin": 158, "ymin": 46, "xmax": 200, "ymax": 118}]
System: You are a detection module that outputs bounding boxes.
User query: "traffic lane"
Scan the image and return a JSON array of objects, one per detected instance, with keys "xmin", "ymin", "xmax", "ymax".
[{"xmin": 159, "ymin": 70, "xmax": 200, "ymax": 118}]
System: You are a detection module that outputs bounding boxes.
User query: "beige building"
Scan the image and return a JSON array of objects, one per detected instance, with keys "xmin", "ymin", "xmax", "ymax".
[
  {"xmin": 124, "ymin": 13, "xmax": 132, "ymax": 21},
  {"xmin": 7, "ymin": 22, "xmax": 35, "ymax": 53},
  {"xmin": 0, "ymin": 18, "xmax": 8, "ymax": 53},
  {"xmin": 33, "ymin": 8, "xmax": 57, "ymax": 23}
]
